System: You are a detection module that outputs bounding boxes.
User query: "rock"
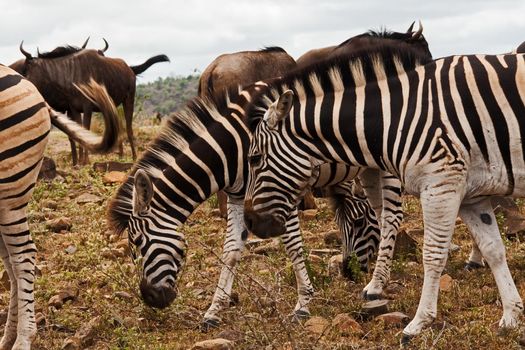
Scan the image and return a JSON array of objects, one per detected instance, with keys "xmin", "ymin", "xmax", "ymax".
[
  {"xmin": 304, "ymin": 316, "xmax": 330, "ymax": 335},
  {"xmin": 244, "ymin": 238, "xmax": 265, "ymax": 248},
  {"xmin": 216, "ymin": 329, "xmax": 243, "ymax": 342},
  {"xmin": 393, "ymin": 230, "xmax": 418, "ymax": 259},
  {"xmin": 331, "ymin": 313, "xmax": 363, "ymax": 336},
  {"xmin": 328, "ymin": 254, "xmax": 343, "ymax": 276},
  {"xmin": 0, "ymin": 270, "xmax": 10, "ymax": 290},
  {"xmin": 65, "ymin": 245, "xmax": 77, "ymax": 255},
  {"xmin": 300, "ymin": 209, "xmax": 318, "ymax": 221},
  {"xmin": 310, "ymin": 248, "xmax": 339, "ymax": 256},
  {"xmin": 361, "ymin": 299, "xmax": 390, "ymax": 318},
  {"xmin": 101, "ymin": 247, "xmax": 127, "ymax": 260},
  {"xmin": 376, "ymin": 312, "xmax": 410, "ymax": 327},
  {"xmin": 75, "ymin": 193, "xmax": 102, "ymax": 204},
  {"xmin": 48, "ymin": 289, "xmax": 78, "ymax": 309},
  {"xmin": 439, "ymin": 274, "xmax": 454, "ymax": 292},
  {"xmin": 253, "ymin": 240, "xmax": 280, "ymax": 255},
  {"xmin": 191, "ymin": 338, "xmax": 235, "ymax": 350},
  {"xmin": 38, "ymin": 157, "xmax": 57, "ymax": 180},
  {"xmin": 41, "ymin": 199, "xmax": 58, "ymax": 210},
  {"xmin": 46, "ymin": 217, "xmax": 72, "ymax": 232},
  {"xmin": 323, "ymin": 229, "xmax": 342, "ymax": 246},
  {"xmin": 75, "ymin": 316, "xmax": 101, "ymax": 347},
  {"xmin": 308, "ymin": 253, "xmax": 323, "ymax": 263},
  {"xmin": 384, "ymin": 281, "xmax": 405, "ymax": 295},
  {"xmin": 102, "ymin": 171, "xmax": 128, "ymax": 185},
  {"xmin": 36, "ymin": 312, "xmax": 46, "ymax": 328},
  {"xmin": 114, "ymin": 291, "xmax": 133, "ymax": 300},
  {"xmin": 61, "ymin": 337, "xmax": 81, "ymax": 350},
  {"xmin": 93, "ymin": 161, "xmax": 133, "ymax": 173}
]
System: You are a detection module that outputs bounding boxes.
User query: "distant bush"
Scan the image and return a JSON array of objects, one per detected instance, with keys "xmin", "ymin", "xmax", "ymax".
[{"xmin": 135, "ymin": 75, "xmax": 200, "ymax": 121}]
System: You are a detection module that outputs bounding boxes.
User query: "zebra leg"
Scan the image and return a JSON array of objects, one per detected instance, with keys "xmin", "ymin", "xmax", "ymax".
[
  {"xmin": 280, "ymin": 208, "xmax": 314, "ymax": 319},
  {"xmin": 0, "ymin": 209, "xmax": 37, "ymax": 350},
  {"xmin": 0, "ymin": 235, "xmax": 18, "ymax": 350},
  {"xmin": 465, "ymin": 241, "xmax": 485, "ymax": 270},
  {"xmin": 459, "ymin": 199, "xmax": 522, "ymax": 329},
  {"xmin": 362, "ymin": 172, "xmax": 403, "ymax": 300},
  {"xmin": 402, "ymin": 184, "xmax": 462, "ymax": 342},
  {"xmin": 202, "ymin": 198, "xmax": 247, "ymax": 330}
]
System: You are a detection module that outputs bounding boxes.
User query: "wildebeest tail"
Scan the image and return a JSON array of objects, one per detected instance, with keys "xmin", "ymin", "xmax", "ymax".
[
  {"xmin": 49, "ymin": 79, "xmax": 120, "ymax": 153},
  {"xmin": 130, "ymin": 54, "xmax": 170, "ymax": 75}
]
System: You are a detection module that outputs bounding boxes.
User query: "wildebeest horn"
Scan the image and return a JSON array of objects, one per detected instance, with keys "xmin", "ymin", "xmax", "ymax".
[
  {"xmin": 412, "ymin": 20, "xmax": 423, "ymax": 39},
  {"xmin": 406, "ymin": 21, "xmax": 415, "ymax": 33},
  {"xmin": 19, "ymin": 41, "xmax": 33, "ymax": 60},
  {"xmin": 101, "ymin": 38, "xmax": 109, "ymax": 53},
  {"xmin": 81, "ymin": 36, "xmax": 90, "ymax": 49}
]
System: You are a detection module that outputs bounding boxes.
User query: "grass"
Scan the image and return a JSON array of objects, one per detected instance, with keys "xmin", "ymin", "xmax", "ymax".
[{"xmin": 5, "ymin": 127, "xmax": 525, "ymax": 349}]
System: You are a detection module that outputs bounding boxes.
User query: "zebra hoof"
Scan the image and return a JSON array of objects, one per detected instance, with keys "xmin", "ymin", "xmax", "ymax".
[
  {"xmin": 464, "ymin": 261, "xmax": 484, "ymax": 271},
  {"xmin": 291, "ymin": 310, "xmax": 310, "ymax": 323},
  {"xmin": 200, "ymin": 318, "xmax": 220, "ymax": 332},
  {"xmin": 401, "ymin": 334, "xmax": 413, "ymax": 346},
  {"xmin": 362, "ymin": 291, "xmax": 382, "ymax": 301}
]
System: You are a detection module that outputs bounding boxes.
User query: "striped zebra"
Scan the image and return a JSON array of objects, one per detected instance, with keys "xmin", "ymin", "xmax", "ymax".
[
  {"xmin": 107, "ymin": 95, "xmax": 380, "ymax": 327},
  {"xmin": 0, "ymin": 65, "xmax": 119, "ymax": 350},
  {"xmin": 107, "ymin": 27, "xmax": 436, "ymax": 327},
  {"xmin": 243, "ymin": 43, "xmax": 525, "ymax": 342}
]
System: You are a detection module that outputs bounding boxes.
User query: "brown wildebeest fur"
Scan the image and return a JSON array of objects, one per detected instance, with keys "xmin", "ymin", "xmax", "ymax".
[
  {"xmin": 10, "ymin": 44, "xmax": 169, "ymax": 164},
  {"xmin": 198, "ymin": 47, "xmax": 318, "ymax": 216},
  {"xmin": 296, "ymin": 22, "xmax": 431, "ymax": 69}
]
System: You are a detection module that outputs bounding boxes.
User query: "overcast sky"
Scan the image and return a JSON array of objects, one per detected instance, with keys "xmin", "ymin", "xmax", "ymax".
[{"xmin": 2, "ymin": 0, "xmax": 525, "ymax": 83}]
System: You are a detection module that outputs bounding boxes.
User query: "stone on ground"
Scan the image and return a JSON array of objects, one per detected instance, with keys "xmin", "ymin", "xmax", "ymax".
[
  {"xmin": 191, "ymin": 338, "xmax": 235, "ymax": 350},
  {"xmin": 304, "ymin": 316, "xmax": 330, "ymax": 335},
  {"xmin": 331, "ymin": 313, "xmax": 363, "ymax": 336},
  {"xmin": 376, "ymin": 312, "xmax": 410, "ymax": 327}
]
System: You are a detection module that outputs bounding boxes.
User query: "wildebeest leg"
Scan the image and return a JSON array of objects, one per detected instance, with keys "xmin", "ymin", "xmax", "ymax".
[
  {"xmin": 80, "ymin": 108, "xmax": 93, "ymax": 165},
  {"xmin": 0, "ymin": 207, "xmax": 37, "ymax": 350},
  {"xmin": 202, "ymin": 197, "xmax": 246, "ymax": 329},
  {"xmin": 124, "ymin": 96, "xmax": 136, "ymax": 160},
  {"xmin": 69, "ymin": 110, "xmax": 82, "ymax": 165}
]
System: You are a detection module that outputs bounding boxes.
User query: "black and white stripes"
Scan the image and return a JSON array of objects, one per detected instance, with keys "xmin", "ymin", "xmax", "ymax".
[{"xmin": 243, "ymin": 43, "xmax": 525, "ymax": 342}]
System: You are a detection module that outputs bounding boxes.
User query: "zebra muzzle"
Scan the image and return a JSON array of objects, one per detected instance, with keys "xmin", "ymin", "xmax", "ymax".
[{"xmin": 140, "ymin": 279, "xmax": 177, "ymax": 309}]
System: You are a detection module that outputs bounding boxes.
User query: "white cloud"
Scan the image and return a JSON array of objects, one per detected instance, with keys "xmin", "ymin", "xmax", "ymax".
[{"xmin": 2, "ymin": 0, "xmax": 525, "ymax": 82}]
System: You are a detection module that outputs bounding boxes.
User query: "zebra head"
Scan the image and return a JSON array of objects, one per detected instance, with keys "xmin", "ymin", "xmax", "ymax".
[
  {"xmin": 127, "ymin": 169, "xmax": 186, "ymax": 309},
  {"xmin": 244, "ymin": 90, "xmax": 317, "ymax": 237}
]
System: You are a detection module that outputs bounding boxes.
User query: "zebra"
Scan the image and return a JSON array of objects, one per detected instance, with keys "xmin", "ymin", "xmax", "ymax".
[
  {"xmin": 107, "ymin": 96, "xmax": 380, "ymax": 327},
  {"xmin": 0, "ymin": 65, "xmax": 119, "ymax": 350},
  {"xmin": 107, "ymin": 25, "xmax": 437, "ymax": 327},
  {"xmin": 242, "ymin": 42, "xmax": 525, "ymax": 342}
]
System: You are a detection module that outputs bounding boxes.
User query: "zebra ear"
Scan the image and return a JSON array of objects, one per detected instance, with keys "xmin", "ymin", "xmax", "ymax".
[
  {"xmin": 133, "ymin": 169, "xmax": 153, "ymax": 215},
  {"xmin": 266, "ymin": 90, "xmax": 294, "ymax": 129}
]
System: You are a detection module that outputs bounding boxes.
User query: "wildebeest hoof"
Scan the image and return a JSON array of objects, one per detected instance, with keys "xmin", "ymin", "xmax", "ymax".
[
  {"xmin": 200, "ymin": 318, "xmax": 220, "ymax": 332},
  {"xmin": 401, "ymin": 333, "xmax": 413, "ymax": 346},
  {"xmin": 362, "ymin": 291, "xmax": 382, "ymax": 301},
  {"xmin": 291, "ymin": 310, "xmax": 310, "ymax": 323},
  {"xmin": 464, "ymin": 261, "xmax": 484, "ymax": 271}
]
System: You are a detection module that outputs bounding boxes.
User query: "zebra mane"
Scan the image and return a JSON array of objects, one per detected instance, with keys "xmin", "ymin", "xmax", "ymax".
[
  {"xmin": 107, "ymin": 96, "xmax": 230, "ymax": 233},
  {"xmin": 245, "ymin": 42, "xmax": 433, "ymax": 133},
  {"xmin": 38, "ymin": 45, "xmax": 83, "ymax": 59}
]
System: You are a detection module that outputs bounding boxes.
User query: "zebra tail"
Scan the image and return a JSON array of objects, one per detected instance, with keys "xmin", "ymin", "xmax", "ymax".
[{"xmin": 49, "ymin": 79, "xmax": 121, "ymax": 153}]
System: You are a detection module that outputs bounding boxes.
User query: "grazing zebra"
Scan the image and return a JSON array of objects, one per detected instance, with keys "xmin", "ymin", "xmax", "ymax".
[
  {"xmin": 0, "ymin": 65, "xmax": 119, "ymax": 350},
  {"xmin": 243, "ymin": 43, "xmax": 525, "ymax": 342},
  {"xmin": 107, "ymin": 26, "xmax": 435, "ymax": 327}
]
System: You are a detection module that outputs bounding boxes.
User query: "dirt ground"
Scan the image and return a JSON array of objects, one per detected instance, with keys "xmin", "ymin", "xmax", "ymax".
[{"xmin": 7, "ymin": 126, "xmax": 525, "ymax": 349}]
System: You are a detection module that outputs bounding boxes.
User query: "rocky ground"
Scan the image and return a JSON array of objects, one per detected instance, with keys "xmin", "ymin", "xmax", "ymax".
[{"xmin": 6, "ymin": 125, "xmax": 525, "ymax": 349}]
